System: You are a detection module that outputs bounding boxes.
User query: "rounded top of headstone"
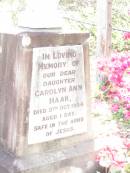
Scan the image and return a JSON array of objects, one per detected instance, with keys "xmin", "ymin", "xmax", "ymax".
[{"xmin": 18, "ymin": 0, "xmax": 62, "ymax": 29}]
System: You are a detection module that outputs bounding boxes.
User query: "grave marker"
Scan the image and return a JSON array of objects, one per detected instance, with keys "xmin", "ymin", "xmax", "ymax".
[{"xmin": 0, "ymin": 28, "xmax": 93, "ymax": 173}]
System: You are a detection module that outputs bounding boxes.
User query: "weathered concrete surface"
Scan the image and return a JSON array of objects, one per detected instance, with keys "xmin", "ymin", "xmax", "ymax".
[{"xmin": 0, "ymin": 140, "xmax": 94, "ymax": 173}]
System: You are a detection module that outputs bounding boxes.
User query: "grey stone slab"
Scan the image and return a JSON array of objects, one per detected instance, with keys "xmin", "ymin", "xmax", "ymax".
[{"xmin": 0, "ymin": 140, "xmax": 94, "ymax": 173}]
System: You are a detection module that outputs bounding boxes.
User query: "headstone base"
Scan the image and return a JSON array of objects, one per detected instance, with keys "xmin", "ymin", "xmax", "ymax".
[{"xmin": 0, "ymin": 140, "xmax": 94, "ymax": 173}]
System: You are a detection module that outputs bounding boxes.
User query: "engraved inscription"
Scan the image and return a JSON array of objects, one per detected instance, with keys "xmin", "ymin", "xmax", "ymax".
[{"xmin": 28, "ymin": 45, "xmax": 87, "ymax": 144}]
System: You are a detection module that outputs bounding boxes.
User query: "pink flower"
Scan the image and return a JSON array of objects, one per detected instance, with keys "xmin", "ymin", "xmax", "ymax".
[
  {"xmin": 96, "ymin": 146, "xmax": 126, "ymax": 168},
  {"xmin": 113, "ymin": 158, "xmax": 126, "ymax": 168},
  {"xmin": 97, "ymin": 61, "xmax": 107, "ymax": 71},
  {"xmin": 123, "ymin": 138, "xmax": 130, "ymax": 149},
  {"xmin": 97, "ymin": 53, "xmax": 130, "ymax": 124},
  {"xmin": 122, "ymin": 61, "xmax": 129, "ymax": 69},
  {"xmin": 96, "ymin": 146, "xmax": 116, "ymax": 167},
  {"xmin": 123, "ymin": 32, "xmax": 130, "ymax": 40},
  {"xmin": 108, "ymin": 90, "xmax": 121, "ymax": 100},
  {"xmin": 109, "ymin": 74, "xmax": 123, "ymax": 86},
  {"xmin": 98, "ymin": 65, "xmax": 105, "ymax": 71},
  {"xmin": 101, "ymin": 85, "xmax": 107, "ymax": 91},
  {"xmin": 126, "ymin": 104, "xmax": 130, "ymax": 110},
  {"xmin": 111, "ymin": 104, "xmax": 119, "ymax": 113},
  {"xmin": 124, "ymin": 111, "xmax": 130, "ymax": 120},
  {"xmin": 127, "ymin": 87, "xmax": 130, "ymax": 91}
]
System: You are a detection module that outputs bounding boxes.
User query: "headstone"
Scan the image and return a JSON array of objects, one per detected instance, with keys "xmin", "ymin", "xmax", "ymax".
[
  {"xmin": 0, "ymin": 28, "xmax": 93, "ymax": 173},
  {"xmin": 18, "ymin": 0, "xmax": 62, "ymax": 29}
]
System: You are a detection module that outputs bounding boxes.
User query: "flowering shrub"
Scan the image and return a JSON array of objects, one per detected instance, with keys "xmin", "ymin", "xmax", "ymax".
[
  {"xmin": 95, "ymin": 52, "xmax": 130, "ymax": 172},
  {"xmin": 97, "ymin": 53, "xmax": 130, "ymax": 127},
  {"xmin": 122, "ymin": 32, "xmax": 130, "ymax": 51},
  {"xmin": 96, "ymin": 138, "xmax": 130, "ymax": 173},
  {"xmin": 123, "ymin": 32, "xmax": 130, "ymax": 40},
  {"xmin": 95, "ymin": 8, "xmax": 130, "ymax": 173}
]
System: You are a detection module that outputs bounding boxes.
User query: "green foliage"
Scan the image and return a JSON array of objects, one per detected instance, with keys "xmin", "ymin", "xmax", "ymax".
[
  {"xmin": 0, "ymin": 0, "xmax": 26, "ymax": 10},
  {"xmin": 59, "ymin": 0, "xmax": 96, "ymax": 55},
  {"xmin": 0, "ymin": 0, "xmax": 26, "ymax": 25},
  {"xmin": 112, "ymin": 0, "xmax": 130, "ymax": 51},
  {"xmin": 60, "ymin": 0, "xmax": 96, "ymax": 10},
  {"xmin": 125, "ymin": 164, "xmax": 130, "ymax": 173},
  {"xmin": 60, "ymin": 0, "xmax": 130, "ymax": 54}
]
